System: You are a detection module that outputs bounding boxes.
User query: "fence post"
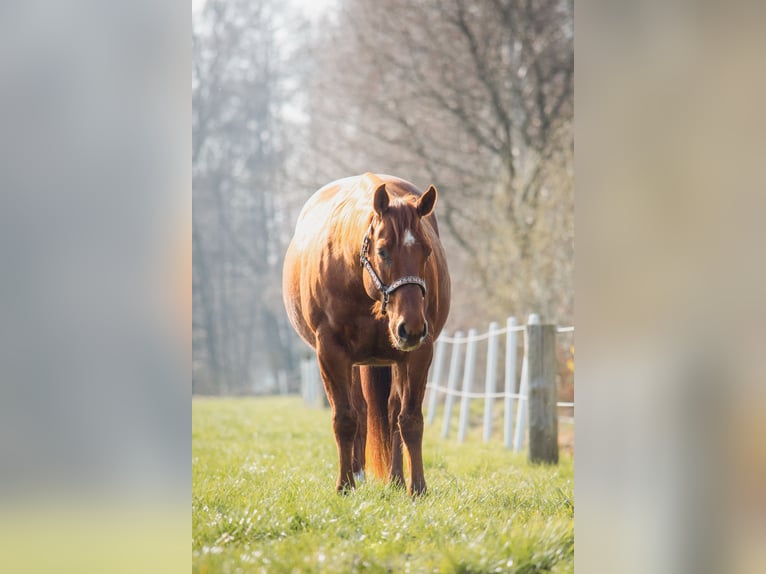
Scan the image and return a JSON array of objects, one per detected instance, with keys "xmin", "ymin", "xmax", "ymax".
[
  {"xmin": 441, "ymin": 331, "xmax": 464, "ymax": 438},
  {"xmin": 303, "ymin": 359, "xmax": 316, "ymax": 405},
  {"xmin": 514, "ymin": 314, "xmax": 539, "ymax": 451},
  {"xmin": 310, "ymin": 360, "xmax": 317, "ymax": 405},
  {"xmin": 458, "ymin": 329, "xmax": 478, "ymax": 443},
  {"xmin": 526, "ymin": 320, "xmax": 559, "ymax": 464},
  {"xmin": 426, "ymin": 336, "xmax": 447, "ymax": 425},
  {"xmin": 483, "ymin": 322, "xmax": 500, "ymax": 442},
  {"xmin": 306, "ymin": 359, "xmax": 314, "ymax": 404},
  {"xmin": 504, "ymin": 317, "xmax": 518, "ymax": 449}
]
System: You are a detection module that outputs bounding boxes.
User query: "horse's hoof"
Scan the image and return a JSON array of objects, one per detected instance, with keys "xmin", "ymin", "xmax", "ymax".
[
  {"xmin": 388, "ymin": 475, "xmax": 405, "ymax": 490},
  {"xmin": 409, "ymin": 482, "xmax": 427, "ymax": 497},
  {"xmin": 336, "ymin": 482, "xmax": 355, "ymax": 495}
]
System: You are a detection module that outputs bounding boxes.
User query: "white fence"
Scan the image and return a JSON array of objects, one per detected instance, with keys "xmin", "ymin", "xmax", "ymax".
[
  {"xmin": 427, "ymin": 314, "xmax": 574, "ymax": 453},
  {"xmin": 299, "ymin": 314, "xmax": 574, "ymax": 459},
  {"xmin": 300, "ymin": 358, "xmax": 323, "ymax": 406}
]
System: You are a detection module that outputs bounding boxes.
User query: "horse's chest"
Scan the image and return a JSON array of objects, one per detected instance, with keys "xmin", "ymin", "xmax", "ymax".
[{"xmin": 324, "ymin": 314, "xmax": 396, "ymax": 361}]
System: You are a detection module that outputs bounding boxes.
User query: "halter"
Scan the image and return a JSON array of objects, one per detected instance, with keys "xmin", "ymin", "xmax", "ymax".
[{"xmin": 360, "ymin": 221, "xmax": 427, "ymax": 316}]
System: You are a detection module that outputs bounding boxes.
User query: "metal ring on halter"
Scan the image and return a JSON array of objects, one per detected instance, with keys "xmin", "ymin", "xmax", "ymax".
[{"xmin": 381, "ymin": 291, "xmax": 390, "ymax": 315}]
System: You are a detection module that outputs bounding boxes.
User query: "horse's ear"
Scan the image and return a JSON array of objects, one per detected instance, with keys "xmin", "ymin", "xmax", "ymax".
[
  {"xmin": 373, "ymin": 183, "xmax": 389, "ymax": 216},
  {"xmin": 417, "ymin": 185, "xmax": 437, "ymax": 218}
]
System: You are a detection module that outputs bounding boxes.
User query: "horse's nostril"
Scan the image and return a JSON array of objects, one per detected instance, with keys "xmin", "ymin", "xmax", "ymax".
[{"xmin": 397, "ymin": 322, "xmax": 408, "ymax": 340}]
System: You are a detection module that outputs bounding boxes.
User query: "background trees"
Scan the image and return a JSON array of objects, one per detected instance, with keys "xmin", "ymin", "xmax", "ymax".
[
  {"xmin": 192, "ymin": 0, "xmax": 307, "ymax": 393},
  {"xmin": 305, "ymin": 0, "xmax": 573, "ymax": 325},
  {"xmin": 192, "ymin": 0, "xmax": 573, "ymax": 393}
]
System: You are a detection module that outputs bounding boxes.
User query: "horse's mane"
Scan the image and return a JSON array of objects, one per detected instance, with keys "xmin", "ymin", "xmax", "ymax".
[{"xmin": 328, "ymin": 192, "xmax": 373, "ymax": 262}]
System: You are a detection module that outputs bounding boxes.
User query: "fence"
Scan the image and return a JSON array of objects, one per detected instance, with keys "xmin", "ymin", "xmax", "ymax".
[{"xmin": 299, "ymin": 314, "xmax": 574, "ymax": 463}]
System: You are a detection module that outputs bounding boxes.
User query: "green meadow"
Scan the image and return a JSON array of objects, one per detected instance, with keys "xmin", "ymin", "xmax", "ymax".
[{"xmin": 193, "ymin": 396, "xmax": 573, "ymax": 573}]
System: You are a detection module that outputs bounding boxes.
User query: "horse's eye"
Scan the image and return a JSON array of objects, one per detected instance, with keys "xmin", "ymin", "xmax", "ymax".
[{"xmin": 377, "ymin": 247, "xmax": 388, "ymax": 259}]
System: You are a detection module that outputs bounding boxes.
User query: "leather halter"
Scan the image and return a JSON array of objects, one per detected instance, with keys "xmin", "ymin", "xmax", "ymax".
[{"xmin": 359, "ymin": 221, "xmax": 427, "ymax": 316}]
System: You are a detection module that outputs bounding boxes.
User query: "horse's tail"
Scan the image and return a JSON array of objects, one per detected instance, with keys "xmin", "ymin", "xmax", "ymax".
[{"xmin": 360, "ymin": 365, "xmax": 391, "ymax": 480}]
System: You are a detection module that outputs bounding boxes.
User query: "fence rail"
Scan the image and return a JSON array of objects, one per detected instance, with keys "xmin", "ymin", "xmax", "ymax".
[{"xmin": 300, "ymin": 314, "xmax": 574, "ymax": 462}]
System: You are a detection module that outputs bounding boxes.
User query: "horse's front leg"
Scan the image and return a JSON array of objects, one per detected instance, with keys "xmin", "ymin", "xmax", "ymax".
[
  {"xmin": 388, "ymin": 364, "xmax": 405, "ymax": 487},
  {"xmin": 399, "ymin": 345, "xmax": 433, "ymax": 496},
  {"xmin": 316, "ymin": 335, "xmax": 356, "ymax": 492},
  {"xmin": 388, "ymin": 390, "xmax": 404, "ymax": 487}
]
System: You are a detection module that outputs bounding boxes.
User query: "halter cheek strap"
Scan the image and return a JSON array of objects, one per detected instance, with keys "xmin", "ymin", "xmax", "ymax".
[{"xmin": 360, "ymin": 222, "xmax": 427, "ymax": 316}]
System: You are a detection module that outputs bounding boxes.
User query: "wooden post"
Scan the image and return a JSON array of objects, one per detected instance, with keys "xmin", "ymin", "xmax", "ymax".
[
  {"xmin": 441, "ymin": 331, "xmax": 464, "ymax": 438},
  {"xmin": 458, "ymin": 329, "xmax": 478, "ymax": 443},
  {"xmin": 526, "ymin": 320, "xmax": 559, "ymax": 464},
  {"xmin": 504, "ymin": 317, "xmax": 518, "ymax": 449},
  {"xmin": 426, "ymin": 336, "xmax": 447, "ymax": 425},
  {"xmin": 513, "ymin": 315, "xmax": 538, "ymax": 451},
  {"xmin": 483, "ymin": 322, "xmax": 500, "ymax": 442}
]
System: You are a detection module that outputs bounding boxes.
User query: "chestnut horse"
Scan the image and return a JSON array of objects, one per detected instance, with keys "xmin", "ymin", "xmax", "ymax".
[{"xmin": 283, "ymin": 173, "xmax": 450, "ymax": 495}]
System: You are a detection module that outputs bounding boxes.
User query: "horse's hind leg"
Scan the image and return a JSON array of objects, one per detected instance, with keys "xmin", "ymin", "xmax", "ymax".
[
  {"xmin": 351, "ymin": 367, "xmax": 367, "ymax": 484},
  {"xmin": 316, "ymin": 336, "xmax": 357, "ymax": 492}
]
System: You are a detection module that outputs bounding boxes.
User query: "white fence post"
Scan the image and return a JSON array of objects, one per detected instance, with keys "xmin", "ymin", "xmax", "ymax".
[
  {"xmin": 278, "ymin": 370, "xmax": 288, "ymax": 395},
  {"xmin": 514, "ymin": 314, "xmax": 539, "ymax": 451},
  {"xmin": 310, "ymin": 360, "xmax": 317, "ymax": 404},
  {"xmin": 302, "ymin": 359, "xmax": 315, "ymax": 405},
  {"xmin": 504, "ymin": 317, "xmax": 518, "ymax": 449},
  {"xmin": 458, "ymin": 329, "xmax": 478, "ymax": 443},
  {"xmin": 441, "ymin": 331, "xmax": 464, "ymax": 438},
  {"xmin": 305, "ymin": 359, "xmax": 313, "ymax": 404},
  {"xmin": 426, "ymin": 336, "xmax": 447, "ymax": 425},
  {"xmin": 483, "ymin": 322, "xmax": 500, "ymax": 442},
  {"xmin": 303, "ymin": 357, "xmax": 322, "ymax": 407}
]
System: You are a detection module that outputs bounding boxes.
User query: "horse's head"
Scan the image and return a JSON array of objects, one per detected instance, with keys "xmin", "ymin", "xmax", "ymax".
[{"xmin": 365, "ymin": 183, "xmax": 438, "ymax": 352}]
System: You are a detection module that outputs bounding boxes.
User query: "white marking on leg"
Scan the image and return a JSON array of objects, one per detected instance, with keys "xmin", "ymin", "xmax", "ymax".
[
  {"xmin": 354, "ymin": 470, "xmax": 366, "ymax": 484},
  {"xmin": 403, "ymin": 229, "xmax": 415, "ymax": 247}
]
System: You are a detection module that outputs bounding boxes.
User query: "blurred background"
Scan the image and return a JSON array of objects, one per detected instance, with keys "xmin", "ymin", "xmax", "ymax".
[
  {"xmin": 191, "ymin": 0, "xmax": 574, "ymax": 396},
  {"xmin": 0, "ymin": 0, "xmax": 761, "ymax": 571}
]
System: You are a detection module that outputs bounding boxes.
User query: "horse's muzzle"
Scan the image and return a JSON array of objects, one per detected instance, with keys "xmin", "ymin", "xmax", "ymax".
[{"xmin": 395, "ymin": 320, "xmax": 428, "ymax": 351}]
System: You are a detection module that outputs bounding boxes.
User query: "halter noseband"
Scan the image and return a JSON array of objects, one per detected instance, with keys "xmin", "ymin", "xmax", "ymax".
[{"xmin": 360, "ymin": 221, "xmax": 427, "ymax": 316}]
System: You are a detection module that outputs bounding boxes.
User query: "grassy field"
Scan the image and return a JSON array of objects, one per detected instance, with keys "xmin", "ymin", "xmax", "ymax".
[{"xmin": 193, "ymin": 397, "xmax": 573, "ymax": 573}]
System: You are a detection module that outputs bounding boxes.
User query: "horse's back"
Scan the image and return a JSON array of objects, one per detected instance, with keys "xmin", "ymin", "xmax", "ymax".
[
  {"xmin": 282, "ymin": 173, "xmax": 448, "ymax": 347},
  {"xmin": 282, "ymin": 176, "xmax": 363, "ymax": 347}
]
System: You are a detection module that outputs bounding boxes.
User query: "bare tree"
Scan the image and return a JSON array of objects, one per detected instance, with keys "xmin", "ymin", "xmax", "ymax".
[
  {"xmin": 304, "ymin": 0, "xmax": 573, "ymax": 325},
  {"xmin": 191, "ymin": 0, "xmax": 573, "ymax": 393},
  {"xmin": 192, "ymin": 0, "xmax": 306, "ymax": 393}
]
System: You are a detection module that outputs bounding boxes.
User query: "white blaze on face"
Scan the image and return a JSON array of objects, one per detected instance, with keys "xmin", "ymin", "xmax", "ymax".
[{"xmin": 403, "ymin": 229, "xmax": 416, "ymax": 247}]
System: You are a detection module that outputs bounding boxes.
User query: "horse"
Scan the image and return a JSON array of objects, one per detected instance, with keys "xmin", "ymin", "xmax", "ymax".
[{"xmin": 282, "ymin": 173, "xmax": 451, "ymax": 495}]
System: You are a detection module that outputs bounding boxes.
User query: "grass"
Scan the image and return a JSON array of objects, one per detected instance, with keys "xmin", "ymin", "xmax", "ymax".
[{"xmin": 193, "ymin": 396, "xmax": 573, "ymax": 573}]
